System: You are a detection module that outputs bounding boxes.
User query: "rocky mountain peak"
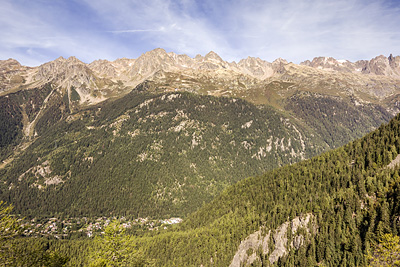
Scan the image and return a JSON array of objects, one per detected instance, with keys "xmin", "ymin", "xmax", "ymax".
[
  {"xmin": 54, "ymin": 56, "xmax": 66, "ymax": 62},
  {"xmin": 31, "ymin": 56, "xmax": 101, "ymax": 104},
  {"xmin": 238, "ymin": 56, "xmax": 264, "ymax": 66},
  {"xmin": 300, "ymin": 54, "xmax": 400, "ymax": 77},
  {"xmin": 89, "ymin": 59, "xmax": 117, "ymax": 78},
  {"xmin": 301, "ymin": 57, "xmax": 355, "ymax": 73},
  {"xmin": 0, "ymin": 58, "xmax": 24, "ymax": 76},
  {"xmin": 2, "ymin": 49, "xmax": 400, "ymax": 107},
  {"xmin": 127, "ymin": 48, "xmax": 177, "ymax": 78},
  {"xmin": 301, "ymin": 56, "xmax": 336, "ymax": 67},
  {"xmin": 388, "ymin": 54, "xmax": 400, "ymax": 70},
  {"xmin": 272, "ymin": 58, "xmax": 288, "ymax": 66},
  {"xmin": 113, "ymin": 57, "xmax": 136, "ymax": 69},
  {"xmin": 271, "ymin": 58, "xmax": 288, "ymax": 74},
  {"xmin": 194, "ymin": 51, "xmax": 228, "ymax": 70},
  {"xmin": 0, "ymin": 58, "xmax": 22, "ymax": 68},
  {"xmin": 0, "ymin": 58, "xmax": 27, "ymax": 93},
  {"xmin": 237, "ymin": 56, "xmax": 274, "ymax": 79},
  {"xmin": 361, "ymin": 54, "xmax": 399, "ymax": 76},
  {"xmin": 66, "ymin": 56, "xmax": 83, "ymax": 64},
  {"xmin": 204, "ymin": 51, "xmax": 224, "ymax": 62},
  {"xmin": 142, "ymin": 48, "xmax": 169, "ymax": 60},
  {"xmin": 90, "ymin": 59, "xmax": 110, "ymax": 65}
]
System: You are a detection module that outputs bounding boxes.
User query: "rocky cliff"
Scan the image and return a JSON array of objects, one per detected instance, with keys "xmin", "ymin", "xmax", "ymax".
[{"xmin": 230, "ymin": 213, "xmax": 316, "ymax": 266}]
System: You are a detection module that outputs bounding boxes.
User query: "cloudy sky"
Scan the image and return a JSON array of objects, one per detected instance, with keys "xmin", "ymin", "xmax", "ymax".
[{"xmin": 1, "ymin": 0, "xmax": 399, "ymax": 66}]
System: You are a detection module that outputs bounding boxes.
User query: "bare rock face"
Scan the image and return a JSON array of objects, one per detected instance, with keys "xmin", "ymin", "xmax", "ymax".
[
  {"xmin": 0, "ymin": 58, "xmax": 22, "ymax": 72},
  {"xmin": 168, "ymin": 53, "xmax": 193, "ymax": 68},
  {"xmin": 0, "ymin": 58, "xmax": 28, "ymax": 92},
  {"xmin": 33, "ymin": 57, "xmax": 90, "ymax": 85},
  {"xmin": 89, "ymin": 59, "xmax": 117, "ymax": 78},
  {"xmin": 389, "ymin": 54, "xmax": 400, "ymax": 70},
  {"xmin": 237, "ymin": 56, "xmax": 275, "ymax": 79},
  {"xmin": 128, "ymin": 48, "xmax": 172, "ymax": 78},
  {"xmin": 2, "ymin": 49, "xmax": 400, "ymax": 110},
  {"xmin": 229, "ymin": 229, "xmax": 271, "ymax": 267},
  {"xmin": 229, "ymin": 213, "xmax": 316, "ymax": 267},
  {"xmin": 196, "ymin": 51, "xmax": 228, "ymax": 70},
  {"xmin": 301, "ymin": 57, "xmax": 355, "ymax": 73},
  {"xmin": 301, "ymin": 55, "xmax": 400, "ymax": 78},
  {"xmin": 29, "ymin": 56, "xmax": 113, "ymax": 105},
  {"xmin": 90, "ymin": 57, "xmax": 137, "ymax": 84},
  {"xmin": 361, "ymin": 55, "xmax": 400, "ymax": 77},
  {"xmin": 272, "ymin": 58, "xmax": 288, "ymax": 74},
  {"xmin": 119, "ymin": 49, "xmax": 279, "ymax": 81}
]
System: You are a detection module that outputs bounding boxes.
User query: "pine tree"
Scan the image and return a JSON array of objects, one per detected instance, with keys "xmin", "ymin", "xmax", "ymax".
[
  {"xmin": 0, "ymin": 201, "xmax": 18, "ymax": 265},
  {"xmin": 89, "ymin": 220, "xmax": 148, "ymax": 267}
]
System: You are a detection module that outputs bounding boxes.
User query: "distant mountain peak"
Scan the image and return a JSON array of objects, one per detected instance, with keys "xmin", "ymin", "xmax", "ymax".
[
  {"xmin": 2, "ymin": 49, "xmax": 400, "ymax": 108},
  {"xmin": 273, "ymin": 58, "xmax": 288, "ymax": 64},
  {"xmin": 204, "ymin": 51, "xmax": 223, "ymax": 61},
  {"xmin": 300, "ymin": 54, "xmax": 400, "ymax": 77},
  {"xmin": 142, "ymin": 48, "xmax": 169, "ymax": 58},
  {"xmin": 55, "ymin": 56, "xmax": 65, "ymax": 60},
  {"xmin": 66, "ymin": 56, "xmax": 82, "ymax": 63},
  {"xmin": 0, "ymin": 58, "xmax": 21, "ymax": 65}
]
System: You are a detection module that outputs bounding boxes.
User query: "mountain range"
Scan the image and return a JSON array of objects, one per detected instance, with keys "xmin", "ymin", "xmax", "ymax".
[
  {"xmin": 2, "ymin": 49, "xmax": 400, "ymax": 106},
  {"xmin": 10, "ymin": 92, "xmax": 400, "ymax": 266},
  {"xmin": 2, "ymin": 49, "xmax": 400, "ymax": 265},
  {"xmin": 0, "ymin": 49, "xmax": 399, "ymax": 219}
]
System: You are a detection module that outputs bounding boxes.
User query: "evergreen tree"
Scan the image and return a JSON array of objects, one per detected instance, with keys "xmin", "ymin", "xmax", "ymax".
[
  {"xmin": 89, "ymin": 220, "xmax": 149, "ymax": 267},
  {"xmin": 0, "ymin": 201, "xmax": 18, "ymax": 265}
]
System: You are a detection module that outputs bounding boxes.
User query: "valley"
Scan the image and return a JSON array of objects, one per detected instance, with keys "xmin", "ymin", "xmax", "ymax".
[{"xmin": 1, "ymin": 49, "xmax": 400, "ymax": 266}]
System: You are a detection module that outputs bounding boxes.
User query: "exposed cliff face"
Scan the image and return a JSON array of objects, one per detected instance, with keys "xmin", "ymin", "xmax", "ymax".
[
  {"xmin": 0, "ymin": 50, "xmax": 399, "ymax": 155},
  {"xmin": 2, "ymin": 49, "xmax": 400, "ymax": 112},
  {"xmin": 0, "ymin": 58, "xmax": 29, "ymax": 93},
  {"xmin": 301, "ymin": 54, "xmax": 400, "ymax": 77},
  {"xmin": 362, "ymin": 54, "xmax": 400, "ymax": 77},
  {"xmin": 230, "ymin": 213, "xmax": 316, "ymax": 266},
  {"xmin": 236, "ymin": 56, "xmax": 274, "ymax": 79},
  {"xmin": 301, "ymin": 57, "xmax": 356, "ymax": 73},
  {"xmin": 88, "ymin": 59, "xmax": 118, "ymax": 78},
  {"xmin": 1, "ymin": 50, "xmax": 396, "ymax": 164},
  {"xmin": 33, "ymin": 57, "xmax": 92, "ymax": 87}
]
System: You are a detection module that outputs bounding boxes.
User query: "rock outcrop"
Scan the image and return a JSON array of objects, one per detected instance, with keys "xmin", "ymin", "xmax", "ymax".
[
  {"xmin": 2, "ymin": 49, "xmax": 400, "ymax": 109},
  {"xmin": 230, "ymin": 213, "xmax": 316, "ymax": 266},
  {"xmin": 301, "ymin": 54, "xmax": 400, "ymax": 77},
  {"xmin": 0, "ymin": 58, "xmax": 29, "ymax": 93}
]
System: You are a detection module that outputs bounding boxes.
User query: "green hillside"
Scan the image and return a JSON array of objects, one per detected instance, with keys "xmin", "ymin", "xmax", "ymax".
[
  {"xmin": 129, "ymin": 112, "xmax": 400, "ymax": 266},
  {"xmin": 7, "ymin": 99, "xmax": 400, "ymax": 267},
  {"xmin": 0, "ymin": 81, "xmax": 392, "ymax": 219},
  {"xmin": 0, "ymin": 84, "xmax": 319, "ymax": 218}
]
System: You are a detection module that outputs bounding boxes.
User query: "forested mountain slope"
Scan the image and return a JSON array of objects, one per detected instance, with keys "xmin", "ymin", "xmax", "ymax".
[
  {"xmin": 1, "ymin": 50, "xmax": 400, "ymax": 266},
  {"xmin": 19, "ymin": 97, "xmax": 400, "ymax": 267},
  {"xmin": 0, "ymin": 82, "xmax": 313, "ymax": 218},
  {"xmin": 0, "ymin": 50, "xmax": 397, "ymax": 221},
  {"xmin": 0, "ymin": 81, "xmax": 392, "ymax": 219},
  {"xmin": 128, "ymin": 111, "xmax": 400, "ymax": 266}
]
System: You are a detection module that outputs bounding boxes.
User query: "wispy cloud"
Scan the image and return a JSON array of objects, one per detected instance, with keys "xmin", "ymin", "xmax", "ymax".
[
  {"xmin": 1, "ymin": 0, "xmax": 399, "ymax": 66},
  {"xmin": 108, "ymin": 28, "xmax": 166, "ymax": 34}
]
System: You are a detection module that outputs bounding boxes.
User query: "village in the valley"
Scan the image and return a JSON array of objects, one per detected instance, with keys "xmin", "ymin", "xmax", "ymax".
[{"xmin": 19, "ymin": 216, "xmax": 183, "ymax": 238}]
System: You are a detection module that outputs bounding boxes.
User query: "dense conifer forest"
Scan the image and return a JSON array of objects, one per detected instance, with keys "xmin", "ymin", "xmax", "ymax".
[
  {"xmin": 2, "ymin": 101, "xmax": 400, "ymax": 266},
  {"xmin": 0, "ymin": 82, "xmax": 392, "ymax": 220},
  {"xmin": 1, "ymin": 44, "xmax": 400, "ymax": 266}
]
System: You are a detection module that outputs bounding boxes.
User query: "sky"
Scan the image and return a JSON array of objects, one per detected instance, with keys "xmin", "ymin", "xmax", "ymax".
[{"xmin": 1, "ymin": 0, "xmax": 400, "ymax": 66}]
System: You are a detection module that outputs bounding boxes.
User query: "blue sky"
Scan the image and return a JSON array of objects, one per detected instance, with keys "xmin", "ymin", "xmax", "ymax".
[{"xmin": 1, "ymin": 0, "xmax": 400, "ymax": 66}]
